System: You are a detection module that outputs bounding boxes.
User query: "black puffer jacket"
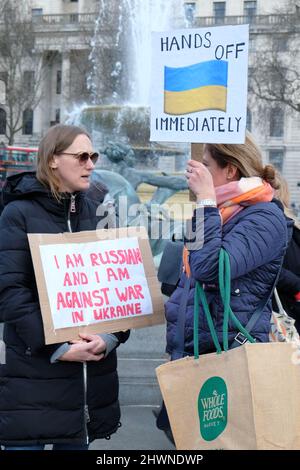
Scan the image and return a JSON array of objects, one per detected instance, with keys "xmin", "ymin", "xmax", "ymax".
[
  {"xmin": 276, "ymin": 225, "xmax": 300, "ymax": 329},
  {"xmin": 0, "ymin": 172, "xmax": 129, "ymax": 446}
]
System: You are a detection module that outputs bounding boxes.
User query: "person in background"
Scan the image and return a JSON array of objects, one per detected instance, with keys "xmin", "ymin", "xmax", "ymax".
[
  {"xmin": 0, "ymin": 124, "xmax": 129, "ymax": 450},
  {"xmin": 273, "ymin": 176, "xmax": 300, "ymax": 331},
  {"xmin": 0, "ymin": 188, "xmax": 3, "ymax": 216}
]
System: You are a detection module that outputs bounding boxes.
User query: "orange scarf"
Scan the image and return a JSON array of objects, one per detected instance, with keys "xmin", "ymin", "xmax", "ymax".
[
  {"xmin": 216, "ymin": 177, "xmax": 274, "ymax": 224},
  {"xmin": 183, "ymin": 177, "xmax": 274, "ymax": 276}
]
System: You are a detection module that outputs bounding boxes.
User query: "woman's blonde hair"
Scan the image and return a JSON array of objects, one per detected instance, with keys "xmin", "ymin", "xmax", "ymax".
[
  {"xmin": 36, "ymin": 124, "xmax": 91, "ymax": 200},
  {"xmin": 275, "ymin": 172, "xmax": 300, "ymax": 229},
  {"xmin": 206, "ymin": 131, "xmax": 280, "ymax": 189}
]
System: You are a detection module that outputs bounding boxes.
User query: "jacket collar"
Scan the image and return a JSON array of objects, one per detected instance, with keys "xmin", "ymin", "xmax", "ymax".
[{"xmin": 2, "ymin": 171, "xmax": 83, "ymax": 215}]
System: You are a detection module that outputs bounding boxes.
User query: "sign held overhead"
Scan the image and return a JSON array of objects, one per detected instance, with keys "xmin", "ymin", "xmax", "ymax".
[{"xmin": 151, "ymin": 24, "xmax": 249, "ymax": 144}]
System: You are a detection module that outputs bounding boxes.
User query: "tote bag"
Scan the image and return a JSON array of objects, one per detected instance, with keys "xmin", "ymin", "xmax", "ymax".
[
  {"xmin": 270, "ymin": 289, "xmax": 300, "ymax": 345},
  {"xmin": 156, "ymin": 250, "xmax": 300, "ymax": 450}
]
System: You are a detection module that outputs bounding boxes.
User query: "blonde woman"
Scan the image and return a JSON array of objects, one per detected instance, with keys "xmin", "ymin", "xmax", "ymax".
[{"xmin": 165, "ymin": 132, "xmax": 290, "ymax": 357}]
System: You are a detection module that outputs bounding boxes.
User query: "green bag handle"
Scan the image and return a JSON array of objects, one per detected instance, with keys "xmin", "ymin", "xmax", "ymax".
[
  {"xmin": 193, "ymin": 248, "xmax": 255, "ymax": 359},
  {"xmin": 219, "ymin": 249, "xmax": 256, "ymax": 351},
  {"xmin": 194, "ymin": 282, "xmax": 222, "ymax": 359}
]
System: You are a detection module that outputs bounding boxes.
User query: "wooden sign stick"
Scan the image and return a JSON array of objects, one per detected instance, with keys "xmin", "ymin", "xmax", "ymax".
[{"xmin": 189, "ymin": 143, "xmax": 203, "ymax": 201}]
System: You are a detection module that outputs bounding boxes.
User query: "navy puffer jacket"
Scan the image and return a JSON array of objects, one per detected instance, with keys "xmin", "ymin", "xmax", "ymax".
[
  {"xmin": 165, "ymin": 202, "xmax": 290, "ymax": 355},
  {"xmin": 0, "ymin": 172, "xmax": 129, "ymax": 446}
]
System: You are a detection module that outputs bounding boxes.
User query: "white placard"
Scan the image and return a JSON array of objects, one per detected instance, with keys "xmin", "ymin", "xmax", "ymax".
[
  {"xmin": 151, "ymin": 24, "xmax": 249, "ymax": 143},
  {"xmin": 39, "ymin": 237, "xmax": 153, "ymax": 329}
]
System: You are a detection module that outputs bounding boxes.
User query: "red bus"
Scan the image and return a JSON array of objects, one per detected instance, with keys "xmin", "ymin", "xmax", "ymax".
[{"xmin": 0, "ymin": 146, "xmax": 38, "ymax": 185}]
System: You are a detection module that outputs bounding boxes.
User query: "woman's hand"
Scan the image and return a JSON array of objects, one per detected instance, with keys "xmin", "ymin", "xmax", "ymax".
[
  {"xmin": 185, "ymin": 160, "xmax": 216, "ymax": 201},
  {"xmin": 59, "ymin": 333, "xmax": 107, "ymax": 362}
]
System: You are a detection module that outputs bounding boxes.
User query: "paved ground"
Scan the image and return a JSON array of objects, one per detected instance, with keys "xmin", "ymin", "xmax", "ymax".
[{"xmin": 89, "ymin": 406, "xmax": 175, "ymax": 451}]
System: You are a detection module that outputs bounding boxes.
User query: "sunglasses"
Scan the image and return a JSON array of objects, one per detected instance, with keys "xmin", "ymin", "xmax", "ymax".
[{"xmin": 60, "ymin": 151, "xmax": 99, "ymax": 165}]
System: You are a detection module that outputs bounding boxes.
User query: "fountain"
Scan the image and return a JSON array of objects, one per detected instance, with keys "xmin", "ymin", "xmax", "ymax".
[
  {"xmin": 69, "ymin": 0, "xmax": 191, "ymax": 256},
  {"xmin": 74, "ymin": 0, "xmax": 188, "ymax": 170},
  {"xmin": 88, "ymin": 0, "xmax": 185, "ymax": 105}
]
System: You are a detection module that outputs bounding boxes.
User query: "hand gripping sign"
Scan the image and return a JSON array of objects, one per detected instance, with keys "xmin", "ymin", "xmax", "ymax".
[{"xmin": 28, "ymin": 226, "xmax": 164, "ymax": 344}]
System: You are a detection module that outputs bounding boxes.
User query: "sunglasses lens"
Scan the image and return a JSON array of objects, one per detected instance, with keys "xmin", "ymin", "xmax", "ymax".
[
  {"xmin": 90, "ymin": 152, "xmax": 99, "ymax": 164},
  {"xmin": 78, "ymin": 152, "xmax": 99, "ymax": 164}
]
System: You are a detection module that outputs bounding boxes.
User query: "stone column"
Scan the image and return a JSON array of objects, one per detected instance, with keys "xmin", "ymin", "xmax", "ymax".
[
  {"xmin": 61, "ymin": 49, "xmax": 71, "ymax": 122},
  {"xmin": 0, "ymin": 80, "xmax": 5, "ymax": 105},
  {"xmin": 33, "ymin": 52, "xmax": 47, "ymax": 137}
]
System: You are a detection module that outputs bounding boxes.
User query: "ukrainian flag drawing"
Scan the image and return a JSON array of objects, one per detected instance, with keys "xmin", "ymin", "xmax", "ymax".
[{"xmin": 164, "ymin": 60, "xmax": 228, "ymax": 115}]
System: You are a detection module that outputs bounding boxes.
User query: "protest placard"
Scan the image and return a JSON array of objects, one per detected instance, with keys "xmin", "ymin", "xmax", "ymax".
[
  {"xmin": 151, "ymin": 24, "xmax": 249, "ymax": 143},
  {"xmin": 28, "ymin": 226, "xmax": 165, "ymax": 344}
]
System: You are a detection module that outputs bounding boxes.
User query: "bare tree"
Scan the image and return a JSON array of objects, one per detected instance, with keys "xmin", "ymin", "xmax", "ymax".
[
  {"xmin": 248, "ymin": 1, "xmax": 300, "ymax": 116},
  {"xmin": 0, "ymin": 0, "xmax": 50, "ymax": 144}
]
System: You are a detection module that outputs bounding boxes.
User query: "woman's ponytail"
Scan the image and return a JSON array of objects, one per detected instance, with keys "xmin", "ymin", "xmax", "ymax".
[{"xmin": 262, "ymin": 164, "xmax": 280, "ymax": 190}]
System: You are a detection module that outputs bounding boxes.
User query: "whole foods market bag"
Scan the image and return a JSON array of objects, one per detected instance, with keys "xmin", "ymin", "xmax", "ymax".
[{"xmin": 156, "ymin": 342, "xmax": 300, "ymax": 450}]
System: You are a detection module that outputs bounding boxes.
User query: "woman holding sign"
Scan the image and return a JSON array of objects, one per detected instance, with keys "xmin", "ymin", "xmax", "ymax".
[
  {"xmin": 0, "ymin": 124, "xmax": 129, "ymax": 450},
  {"xmin": 165, "ymin": 131, "xmax": 292, "ymax": 357}
]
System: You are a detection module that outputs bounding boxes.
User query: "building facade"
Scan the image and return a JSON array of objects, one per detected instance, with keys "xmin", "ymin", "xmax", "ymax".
[{"xmin": 0, "ymin": 0, "xmax": 98, "ymax": 146}]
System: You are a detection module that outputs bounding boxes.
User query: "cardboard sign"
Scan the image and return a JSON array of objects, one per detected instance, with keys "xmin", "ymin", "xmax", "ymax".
[
  {"xmin": 150, "ymin": 24, "xmax": 249, "ymax": 143},
  {"xmin": 28, "ymin": 227, "xmax": 165, "ymax": 344}
]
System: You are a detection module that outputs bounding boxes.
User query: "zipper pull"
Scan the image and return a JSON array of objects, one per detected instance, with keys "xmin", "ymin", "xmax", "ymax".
[
  {"xmin": 84, "ymin": 404, "xmax": 91, "ymax": 423},
  {"xmin": 70, "ymin": 194, "xmax": 76, "ymax": 213}
]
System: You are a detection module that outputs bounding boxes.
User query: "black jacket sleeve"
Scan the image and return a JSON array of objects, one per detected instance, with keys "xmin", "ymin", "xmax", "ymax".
[
  {"xmin": 0, "ymin": 203, "xmax": 49, "ymax": 353},
  {"xmin": 113, "ymin": 330, "xmax": 130, "ymax": 344},
  {"xmin": 277, "ymin": 267, "xmax": 300, "ymax": 295}
]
